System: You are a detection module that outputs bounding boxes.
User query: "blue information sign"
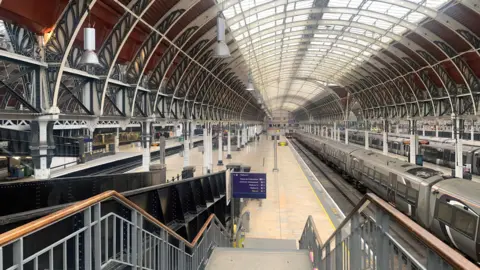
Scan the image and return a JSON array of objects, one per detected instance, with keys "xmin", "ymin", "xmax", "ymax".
[{"xmin": 232, "ymin": 172, "xmax": 267, "ymax": 199}]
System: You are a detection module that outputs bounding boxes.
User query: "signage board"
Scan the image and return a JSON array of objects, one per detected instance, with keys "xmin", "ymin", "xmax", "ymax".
[{"xmin": 232, "ymin": 172, "xmax": 266, "ymax": 199}]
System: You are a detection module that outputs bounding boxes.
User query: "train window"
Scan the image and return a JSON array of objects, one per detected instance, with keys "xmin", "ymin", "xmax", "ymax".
[
  {"xmin": 407, "ymin": 188, "xmax": 418, "ymax": 205},
  {"xmin": 437, "ymin": 150, "xmax": 443, "ymax": 159},
  {"xmin": 436, "ymin": 202, "xmax": 453, "ymax": 225},
  {"xmin": 453, "ymin": 209, "xmax": 477, "ymax": 239},
  {"xmin": 397, "ymin": 183, "xmax": 407, "ymax": 197},
  {"xmin": 450, "ymin": 152, "xmax": 455, "ymax": 162}
]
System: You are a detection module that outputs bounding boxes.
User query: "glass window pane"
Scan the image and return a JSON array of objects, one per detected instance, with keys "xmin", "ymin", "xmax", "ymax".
[
  {"xmin": 436, "ymin": 202, "xmax": 453, "ymax": 224},
  {"xmin": 453, "ymin": 209, "xmax": 477, "ymax": 239}
]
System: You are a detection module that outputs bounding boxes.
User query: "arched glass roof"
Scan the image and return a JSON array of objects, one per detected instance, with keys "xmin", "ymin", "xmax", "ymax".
[{"xmin": 219, "ymin": 0, "xmax": 450, "ymax": 111}]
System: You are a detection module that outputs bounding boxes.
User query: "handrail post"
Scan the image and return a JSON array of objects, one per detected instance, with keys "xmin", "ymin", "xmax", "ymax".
[
  {"xmin": 325, "ymin": 242, "xmax": 331, "ymax": 270},
  {"xmin": 335, "ymin": 230, "xmax": 342, "ymax": 270},
  {"xmin": 93, "ymin": 203, "xmax": 101, "ymax": 270},
  {"xmin": 375, "ymin": 208, "xmax": 390, "ymax": 270},
  {"xmin": 179, "ymin": 242, "xmax": 185, "ymax": 269},
  {"xmin": 350, "ymin": 213, "xmax": 361, "ymax": 270},
  {"xmin": 160, "ymin": 229, "xmax": 167, "ymax": 270},
  {"xmin": 131, "ymin": 210, "xmax": 138, "ymax": 269},
  {"xmin": 12, "ymin": 238, "xmax": 22, "ymax": 270},
  {"xmin": 84, "ymin": 206, "xmax": 92, "ymax": 270}
]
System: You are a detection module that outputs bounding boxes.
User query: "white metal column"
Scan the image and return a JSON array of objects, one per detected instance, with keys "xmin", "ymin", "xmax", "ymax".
[
  {"xmin": 409, "ymin": 119, "xmax": 418, "ymax": 165},
  {"xmin": 237, "ymin": 124, "xmax": 241, "ymax": 150},
  {"xmin": 142, "ymin": 120, "xmax": 152, "ymax": 171},
  {"xmin": 364, "ymin": 121, "xmax": 369, "ymax": 150},
  {"xmin": 183, "ymin": 121, "xmax": 190, "ymax": 167},
  {"xmin": 471, "ymin": 120, "xmax": 474, "ymax": 142},
  {"xmin": 435, "ymin": 124, "xmax": 439, "ymax": 137},
  {"xmin": 203, "ymin": 126, "xmax": 208, "ymax": 174},
  {"xmin": 383, "ymin": 120, "xmax": 388, "ymax": 155},
  {"xmin": 345, "ymin": 127, "xmax": 349, "ymax": 145},
  {"xmin": 227, "ymin": 124, "xmax": 232, "ymax": 159},
  {"xmin": 453, "ymin": 115, "xmax": 463, "ymax": 178},
  {"xmin": 218, "ymin": 124, "xmax": 223, "ymax": 166}
]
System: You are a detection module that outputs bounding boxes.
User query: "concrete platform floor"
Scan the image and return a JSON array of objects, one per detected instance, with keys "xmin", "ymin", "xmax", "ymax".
[{"xmin": 159, "ymin": 135, "xmax": 336, "ymax": 244}]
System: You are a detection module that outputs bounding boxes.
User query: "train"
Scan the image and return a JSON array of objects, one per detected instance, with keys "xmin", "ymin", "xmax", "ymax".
[
  {"xmin": 343, "ymin": 131, "xmax": 480, "ymax": 175},
  {"xmin": 294, "ymin": 132, "xmax": 480, "ymax": 262}
]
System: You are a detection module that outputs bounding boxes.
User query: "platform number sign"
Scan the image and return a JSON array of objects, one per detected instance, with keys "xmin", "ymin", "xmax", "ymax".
[{"xmin": 232, "ymin": 172, "xmax": 267, "ymax": 199}]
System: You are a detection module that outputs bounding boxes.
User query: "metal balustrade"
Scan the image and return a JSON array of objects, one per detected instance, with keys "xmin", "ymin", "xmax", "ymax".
[
  {"xmin": 0, "ymin": 190, "xmax": 230, "ymax": 270},
  {"xmin": 299, "ymin": 193, "xmax": 478, "ymax": 270}
]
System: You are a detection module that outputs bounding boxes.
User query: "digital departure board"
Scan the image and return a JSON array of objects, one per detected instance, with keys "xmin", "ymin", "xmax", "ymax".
[{"xmin": 232, "ymin": 172, "xmax": 267, "ymax": 199}]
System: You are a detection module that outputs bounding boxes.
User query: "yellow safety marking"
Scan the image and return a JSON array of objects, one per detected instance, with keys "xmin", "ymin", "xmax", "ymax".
[{"xmin": 290, "ymin": 145, "xmax": 336, "ymax": 230}]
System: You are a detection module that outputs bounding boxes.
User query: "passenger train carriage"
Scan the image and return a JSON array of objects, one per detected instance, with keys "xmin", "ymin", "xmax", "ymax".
[{"xmin": 294, "ymin": 132, "xmax": 480, "ymax": 262}]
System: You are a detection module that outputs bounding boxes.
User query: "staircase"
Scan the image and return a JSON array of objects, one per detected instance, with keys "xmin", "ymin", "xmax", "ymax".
[
  {"xmin": 206, "ymin": 238, "xmax": 312, "ymax": 270},
  {"xmin": 0, "ymin": 190, "xmax": 476, "ymax": 270}
]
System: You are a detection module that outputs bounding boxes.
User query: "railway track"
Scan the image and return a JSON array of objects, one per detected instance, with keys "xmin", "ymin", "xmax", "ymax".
[{"xmin": 289, "ymin": 138, "xmax": 429, "ymax": 265}]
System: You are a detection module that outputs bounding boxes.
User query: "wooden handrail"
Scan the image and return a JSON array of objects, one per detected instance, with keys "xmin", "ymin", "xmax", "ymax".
[
  {"xmin": 0, "ymin": 190, "xmax": 227, "ymax": 249},
  {"xmin": 320, "ymin": 193, "xmax": 478, "ymax": 270}
]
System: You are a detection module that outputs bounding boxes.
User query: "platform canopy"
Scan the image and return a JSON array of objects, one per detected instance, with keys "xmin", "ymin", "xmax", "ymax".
[
  {"xmin": 218, "ymin": 0, "xmax": 480, "ymax": 122},
  {"xmin": 0, "ymin": 0, "xmax": 479, "ymax": 125}
]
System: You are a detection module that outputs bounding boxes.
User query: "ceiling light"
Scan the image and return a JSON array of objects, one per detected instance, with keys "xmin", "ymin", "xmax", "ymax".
[
  {"xmin": 213, "ymin": 16, "xmax": 231, "ymax": 58},
  {"xmin": 79, "ymin": 27, "xmax": 100, "ymax": 66}
]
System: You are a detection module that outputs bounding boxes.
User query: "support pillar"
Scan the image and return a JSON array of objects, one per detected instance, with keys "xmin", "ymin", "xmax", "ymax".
[
  {"xmin": 203, "ymin": 125, "xmax": 209, "ymax": 174},
  {"xmin": 141, "ymin": 119, "xmax": 153, "ymax": 171},
  {"xmin": 333, "ymin": 122, "xmax": 337, "ymax": 140},
  {"xmin": 452, "ymin": 115, "xmax": 463, "ymax": 178},
  {"xmin": 115, "ymin": 127, "xmax": 120, "ymax": 153},
  {"xmin": 237, "ymin": 124, "xmax": 241, "ymax": 150},
  {"xmin": 422, "ymin": 124, "xmax": 425, "ymax": 137},
  {"xmin": 30, "ymin": 115, "xmax": 57, "ymax": 179},
  {"xmin": 208, "ymin": 123, "xmax": 213, "ymax": 172},
  {"xmin": 337, "ymin": 127, "xmax": 341, "ymax": 141},
  {"xmin": 227, "ymin": 123, "xmax": 232, "ymax": 159},
  {"xmin": 345, "ymin": 121, "xmax": 349, "ymax": 145},
  {"xmin": 409, "ymin": 119, "xmax": 418, "ymax": 165},
  {"xmin": 471, "ymin": 120, "xmax": 474, "ymax": 142},
  {"xmin": 218, "ymin": 123, "xmax": 224, "ymax": 166},
  {"xmin": 383, "ymin": 120, "xmax": 388, "ymax": 155},
  {"xmin": 364, "ymin": 120, "xmax": 369, "ymax": 150},
  {"xmin": 435, "ymin": 124, "xmax": 439, "ymax": 138},
  {"xmin": 190, "ymin": 121, "xmax": 195, "ymax": 149},
  {"xmin": 183, "ymin": 121, "xmax": 190, "ymax": 167}
]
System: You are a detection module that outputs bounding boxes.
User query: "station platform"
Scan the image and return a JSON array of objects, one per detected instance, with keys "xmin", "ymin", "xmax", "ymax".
[
  {"xmin": 47, "ymin": 136, "xmax": 202, "ymax": 178},
  {"xmin": 177, "ymin": 135, "xmax": 338, "ymax": 244}
]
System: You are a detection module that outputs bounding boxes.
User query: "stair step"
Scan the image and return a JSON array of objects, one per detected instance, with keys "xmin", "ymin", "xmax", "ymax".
[
  {"xmin": 205, "ymin": 248, "xmax": 312, "ymax": 270},
  {"xmin": 242, "ymin": 237, "xmax": 298, "ymax": 250}
]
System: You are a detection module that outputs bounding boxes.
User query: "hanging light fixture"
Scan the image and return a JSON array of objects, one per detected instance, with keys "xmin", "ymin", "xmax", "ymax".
[
  {"xmin": 213, "ymin": 15, "xmax": 231, "ymax": 58},
  {"xmin": 79, "ymin": 9, "xmax": 100, "ymax": 66},
  {"xmin": 246, "ymin": 72, "xmax": 254, "ymax": 91}
]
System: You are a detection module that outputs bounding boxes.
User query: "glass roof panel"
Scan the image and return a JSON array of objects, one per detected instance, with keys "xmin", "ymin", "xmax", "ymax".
[{"xmin": 218, "ymin": 0, "xmax": 448, "ymax": 111}]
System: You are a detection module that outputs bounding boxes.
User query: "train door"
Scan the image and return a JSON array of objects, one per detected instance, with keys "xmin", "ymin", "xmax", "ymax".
[{"xmin": 387, "ymin": 172, "xmax": 397, "ymax": 205}]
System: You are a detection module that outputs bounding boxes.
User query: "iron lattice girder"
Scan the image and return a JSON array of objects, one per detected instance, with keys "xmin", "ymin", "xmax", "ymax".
[{"xmin": 39, "ymin": 0, "xmax": 261, "ymax": 121}]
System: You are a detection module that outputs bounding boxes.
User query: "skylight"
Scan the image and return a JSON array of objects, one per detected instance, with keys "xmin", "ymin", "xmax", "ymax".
[{"xmin": 217, "ymin": 0, "xmax": 449, "ymax": 111}]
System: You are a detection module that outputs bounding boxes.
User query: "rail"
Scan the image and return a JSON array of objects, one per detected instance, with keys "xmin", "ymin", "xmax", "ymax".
[
  {"xmin": 299, "ymin": 193, "xmax": 478, "ymax": 270},
  {"xmin": 0, "ymin": 190, "xmax": 230, "ymax": 270}
]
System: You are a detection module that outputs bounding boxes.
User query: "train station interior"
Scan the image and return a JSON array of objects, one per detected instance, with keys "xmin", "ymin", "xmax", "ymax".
[{"xmin": 0, "ymin": 0, "xmax": 479, "ymax": 269}]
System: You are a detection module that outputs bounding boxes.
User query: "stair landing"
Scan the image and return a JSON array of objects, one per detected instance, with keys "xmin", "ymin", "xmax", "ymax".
[{"xmin": 205, "ymin": 248, "xmax": 312, "ymax": 270}]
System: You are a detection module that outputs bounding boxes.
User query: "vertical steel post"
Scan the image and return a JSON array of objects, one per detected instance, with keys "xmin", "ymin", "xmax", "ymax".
[
  {"xmin": 227, "ymin": 123, "xmax": 232, "ymax": 159},
  {"xmin": 218, "ymin": 123, "xmax": 223, "ymax": 165},
  {"xmin": 93, "ymin": 204, "xmax": 101, "ymax": 270},
  {"xmin": 273, "ymin": 136, "xmax": 279, "ymax": 172},
  {"xmin": 84, "ymin": 207, "xmax": 92, "ymax": 270}
]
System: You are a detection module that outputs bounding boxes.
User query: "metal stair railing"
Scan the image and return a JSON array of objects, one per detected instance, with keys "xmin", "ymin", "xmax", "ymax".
[
  {"xmin": 0, "ymin": 190, "xmax": 230, "ymax": 270},
  {"xmin": 299, "ymin": 193, "xmax": 478, "ymax": 270}
]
